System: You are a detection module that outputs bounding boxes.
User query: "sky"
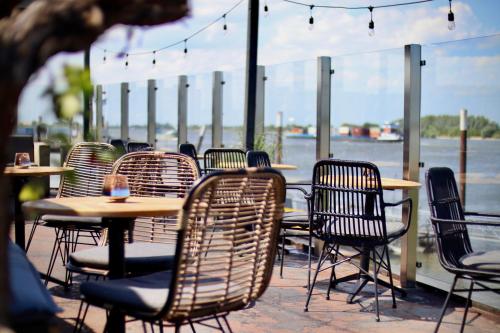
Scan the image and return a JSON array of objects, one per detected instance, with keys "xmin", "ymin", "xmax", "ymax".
[{"xmin": 17, "ymin": 0, "xmax": 500, "ymax": 128}]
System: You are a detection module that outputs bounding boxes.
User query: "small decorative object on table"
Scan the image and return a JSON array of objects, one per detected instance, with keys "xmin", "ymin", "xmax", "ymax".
[
  {"xmin": 103, "ymin": 175, "xmax": 130, "ymax": 202},
  {"xmin": 14, "ymin": 152, "xmax": 31, "ymax": 168}
]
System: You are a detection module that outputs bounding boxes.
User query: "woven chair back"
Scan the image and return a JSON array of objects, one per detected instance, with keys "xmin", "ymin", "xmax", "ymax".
[
  {"xmin": 179, "ymin": 143, "xmax": 201, "ymax": 173},
  {"xmin": 58, "ymin": 142, "xmax": 116, "ymax": 198},
  {"xmin": 310, "ymin": 159, "xmax": 388, "ymax": 246},
  {"xmin": 203, "ymin": 148, "xmax": 246, "ymax": 174},
  {"xmin": 246, "ymin": 150, "xmax": 271, "ymax": 168},
  {"xmin": 112, "ymin": 151, "xmax": 200, "ymax": 244},
  {"xmin": 425, "ymin": 167, "xmax": 472, "ymax": 270},
  {"xmin": 163, "ymin": 169, "xmax": 285, "ymax": 321}
]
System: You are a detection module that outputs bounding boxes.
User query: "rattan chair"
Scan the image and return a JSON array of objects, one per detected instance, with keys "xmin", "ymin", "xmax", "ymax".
[
  {"xmin": 179, "ymin": 143, "xmax": 201, "ymax": 174},
  {"xmin": 79, "ymin": 168, "xmax": 285, "ymax": 332},
  {"xmin": 203, "ymin": 148, "xmax": 246, "ymax": 174},
  {"xmin": 246, "ymin": 150, "xmax": 312, "ymax": 287},
  {"xmin": 304, "ymin": 159, "xmax": 412, "ymax": 321},
  {"xmin": 26, "ymin": 142, "xmax": 116, "ymax": 286},
  {"xmin": 127, "ymin": 141, "xmax": 153, "ymax": 152},
  {"xmin": 426, "ymin": 167, "xmax": 500, "ymax": 333}
]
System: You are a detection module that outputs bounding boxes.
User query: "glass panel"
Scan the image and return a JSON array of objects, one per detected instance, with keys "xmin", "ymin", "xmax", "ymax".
[
  {"xmin": 187, "ymin": 73, "xmax": 212, "ymax": 152},
  {"xmin": 330, "ymin": 47, "xmax": 405, "ymax": 272},
  {"xmin": 222, "ymin": 69, "xmax": 245, "ymax": 149},
  {"xmin": 101, "ymin": 83, "xmax": 120, "ymax": 141},
  {"xmin": 128, "ymin": 81, "xmax": 148, "ymax": 142},
  {"xmin": 420, "ymin": 35, "xmax": 500, "ymax": 309},
  {"xmin": 156, "ymin": 78, "xmax": 178, "ymax": 151}
]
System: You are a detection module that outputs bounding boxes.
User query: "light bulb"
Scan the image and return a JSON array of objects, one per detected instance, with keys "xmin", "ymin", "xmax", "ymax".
[
  {"xmin": 309, "ymin": 16, "xmax": 314, "ymax": 30},
  {"xmin": 368, "ymin": 20, "xmax": 375, "ymax": 37},
  {"xmin": 264, "ymin": 4, "xmax": 269, "ymax": 17},
  {"xmin": 448, "ymin": 12, "xmax": 455, "ymax": 30}
]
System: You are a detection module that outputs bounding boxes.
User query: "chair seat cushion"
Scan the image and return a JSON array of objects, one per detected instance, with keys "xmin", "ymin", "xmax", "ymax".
[
  {"xmin": 81, "ymin": 270, "xmax": 171, "ymax": 315},
  {"xmin": 459, "ymin": 250, "xmax": 500, "ymax": 273},
  {"xmin": 69, "ymin": 242, "xmax": 176, "ymax": 273},
  {"xmin": 8, "ymin": 241, "xmax": 61, "ymax": 323},
  {"xmin": 41, "ymin": 214, "xmax": 102, "ymax": 227},
  {"xmin": 282, "ymin": 212, "xmax": 309, "ymax": 228},
  {"xmin": 322, "ymin": 221, "xmax": 405, "ymax": 240}
]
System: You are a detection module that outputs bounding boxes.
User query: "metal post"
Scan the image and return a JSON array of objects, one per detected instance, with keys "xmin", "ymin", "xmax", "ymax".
[
  {"xmin": 316, "ymin": 56, "xmax": 331, "ymax": 160},
  {"xmin": 255, "ymin": 65, "xmax": 266, "ymax": 140},
  {"xmin": 95, "ymin": 85, "xmax": 103, "ymax": 142},
  {"xmin": 120, "ymin": 82, "xmax": 129, "ymax": 141},
  {"xmin": 212, "ymin": 71, "xmax": 223, "ymax": 148},
  {"xmin": 83, "ymin": 48, "xmax": 91, "ymax": 141},
  {"xmin": 459, "ymin": 108, "xmax": 468, "ymax": 206},
  {"xmin": 243, "ymin": 0, "xmax": 260, "ymax": 151},
  {"xmin": 178, "ymin": 75, "xmax": 188, "ymax": 145},
  {"xmin": 147, "ymin": 79, "xmax": 157, "ymax": 148},
  {"xmin": 401, "ymin": 44, "xmax": 422, "ymax": 288}
]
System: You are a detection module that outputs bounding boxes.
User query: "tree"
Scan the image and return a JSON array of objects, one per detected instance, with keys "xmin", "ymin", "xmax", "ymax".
[{"xmin": 0, "ymin": 0, "xmax": 188, "ymax": 327}]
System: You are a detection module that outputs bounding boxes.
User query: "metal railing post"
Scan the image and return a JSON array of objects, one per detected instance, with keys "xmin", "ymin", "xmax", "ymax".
[
  {"xmin": 95, "ymin": 84, "xmax": 103, "ymax": 142},
  {"xmin": 212, "ymin": 71, "xmax": 223, "ymax": 148},
  {"xmin": 120, "ymin": 82, "xmax": 129, "ymax": 141},
  {"xmin": 401, "ymin": 44, "xmax": 422, "ymax": 288},
  {"xmin": 178, "ymin": 75, "xmax": 188, "ymax": 145},
  {"xmin": 255, "ymin": 65, "xmax": 266, "ymax": 141},
  {"xmin": 147, "ymin": 79, "xmax": 157, "ymax": 148},
  {"xmin": 316, "ymin": 56, "xmax": 331, "ymax": 160}
]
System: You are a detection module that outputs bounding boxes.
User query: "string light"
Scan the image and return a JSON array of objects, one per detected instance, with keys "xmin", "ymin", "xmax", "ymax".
[
  {"xmin": 183, "ymin": 39, "xmax": 188, "ymax": 55},
  {"xmin": 368, "ymin": 6, "xmax": 375, "ymax": 37},
  {"xmin": 152, "ymin": 51, "xmax": 156, "ymax": 66},
  {"xmin": 103, "ymin": 49, "xmax": 106, "ymax": 63},
  {"xmin": 308, "ymin": 5, "xmax": 314, "ymax": 30},
  {"xmin": 125, "ymin": 53, "xmax": 129, "ymax": 67},
  {"xmin": 447, "ymin": 0, "xmax": 455, "ymax": 30},
  {"xmin": 223, "ymin": 14, "xmax": 228, "ymax": 31},
  {"xmin": 264, "ymin": 1, "xmax": 269, "ymax": 17}
]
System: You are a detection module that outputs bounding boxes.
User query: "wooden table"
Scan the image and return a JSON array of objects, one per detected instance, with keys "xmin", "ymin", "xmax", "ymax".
[
  {"xmin": 322, "ymin": 176, "xmax": 421, "ymax": 300},
  {"xmin": 271, "ymin": 163, "xmax": 297, "ymax": 170},
  {"xmin": 4, "ymin": 166, "xmax": 73, "ymax": 250},
  {"xmin": 22, "ymin": 196, "xmax": 184, "ymax": 333}
]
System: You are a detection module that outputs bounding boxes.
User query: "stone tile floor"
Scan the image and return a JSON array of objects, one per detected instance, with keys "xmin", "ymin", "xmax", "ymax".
[{"xmin": 24, "ymin": 225, "xmax": 500, "ymax": 333}]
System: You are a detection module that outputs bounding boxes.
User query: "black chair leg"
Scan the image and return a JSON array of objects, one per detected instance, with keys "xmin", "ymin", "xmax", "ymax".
[
  {"xmin": 434, "ymin": 275, "xmax": 458, "ymax": 333},
  {"xmin": 305, "ymin": 242, "xmax": 327, "ymax": 312},
  {"xmin": 460, "ymin": 281, "xmax": 474, "ymax": 333},
  {"xmin": 384, "ymin": 246, "xmax": 397, "ymax": 308},
  {"xmin": 280, "ymin": 229, "xmax": 286, "ymax": 278},
  {"xmin": 26, "ymin": 216, "xmax": 40, "ymax": 252},
  {"xmin": 372, "ymin": 250, "xmax": 380, "ymax": 322}
]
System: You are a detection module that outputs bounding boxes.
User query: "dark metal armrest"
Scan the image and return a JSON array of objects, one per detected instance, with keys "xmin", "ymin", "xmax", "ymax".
[
  {"xmin": 464, "ymin": 211, "xmax": 500, "ymax": 219},
  {"xmin": 385, "ymin": 197, "xmax": 413, "ymax": 236},
  {"xmin": 430, "ymin": 217, "xmax": 500, "ymax": 227}
]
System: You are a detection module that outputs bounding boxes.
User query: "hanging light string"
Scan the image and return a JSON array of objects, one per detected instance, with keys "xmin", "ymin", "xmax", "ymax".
[
  {"xmin": 96, "ymin": 0, "xmax": 245, "ymax": 61},
  {"xmin": 282, "ymin": 0, "xmax": 434, "ymax": 10}
]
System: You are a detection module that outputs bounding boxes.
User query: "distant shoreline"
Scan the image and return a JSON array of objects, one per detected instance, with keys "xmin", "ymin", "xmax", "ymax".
[{"xmin": 433, "ymin": 136, "xmax": 500, "ymax": 141}]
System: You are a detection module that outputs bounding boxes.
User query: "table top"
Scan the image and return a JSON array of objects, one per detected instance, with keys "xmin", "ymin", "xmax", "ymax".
[
  {"xmin": 271, "ymin": 163, "xmax": 297, "ymax": 170},
  {"xmin": 22, "ymin": 196, "xmax": 185, "ymax": 218},
  {"xmin": 4, "ymin": 166, "xmax": 73, "ymax": 177},
  {"xmin": 321, "ymin": 175, "xmax": 421, "ymax": 190}
]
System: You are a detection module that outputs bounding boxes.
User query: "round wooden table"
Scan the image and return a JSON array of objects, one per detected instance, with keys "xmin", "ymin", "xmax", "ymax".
[
  {"xmin": 22, "ymin": 195, "xmax": 185, "ymax": 333},
  {"xmin": 4, "ymin": 166, "xmax": 73, "ymax": 250},
  {"xmin": 271, "ymin": 163, "xmax": 298, "ymax": 170}
]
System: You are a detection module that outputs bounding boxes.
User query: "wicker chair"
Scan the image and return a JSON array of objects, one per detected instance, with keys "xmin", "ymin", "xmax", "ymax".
[
  {"xmin": 127, "ymin": 141, "xmax": 153, "ymax": 152},
  {"xmin": 246, "ymin": 150, "xmax": 313, "ymax": 287},
  {"xmin": 426, "ymin": 167, "xmax": 500, "ymax": 333},
  {"xmin": 26, "ymin": 142, "xmax": 116, "ymax": 286},
  {"xmin": 203, "ymin": 148, "xmax": 246, "ymax": 174},
  {"xmin": 80, "ymin": 168, "xmax": 285, "ymax": 332},
  {"xmin": 179, "ymin": 143, "xmax": 201, "ymax": 174},
  {"xmin": 304, "ymin": 159, "xmax": 412, "ymax": 321}
]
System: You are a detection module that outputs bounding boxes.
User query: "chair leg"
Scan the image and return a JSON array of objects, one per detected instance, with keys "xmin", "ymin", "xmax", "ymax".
[
  {"xmin": 384, "ymin": 246, "xmax": 397, "ymax": 308},
  {"xmin": 304, "ymin": 242, "xmax": 327, "ymax": 312},
  {"xmin": 74, "ymin": 300, "xmax": 90, "ymax": 333},
  {"xmin": 434, "ymin": 275, "xmax": 458, "ymax": 333},
  {"xmin": 45, "ymin": 228, "xmax": 63, "ymax": 286},
  {"xmin": 280, "ymin": 229, "xmax": 286, "ymax": 278},
  {"xmin": 460, "ymin": 281, "xmax": 474, "ymax": 333},
  {"xmin": 307, "ymin": 231, "xmax": 312, "ymax": 291},
  {"xmin": 372, "ymin": 250, "xmax": 380, "ymax": 322},
  {"xmin": 326, "ymin": 244, "xmax": 339, "ymax": 300},
  {"xmin": 26, "ymin": 216, "xmax": 40, "ymax": 252},
  {"xmin": 222, "ymin": 316, "xmax": 234, "ymax": 333},
  {"xmin": 174, "ymin": 323, "xmax": 182, "ymax": 333}
]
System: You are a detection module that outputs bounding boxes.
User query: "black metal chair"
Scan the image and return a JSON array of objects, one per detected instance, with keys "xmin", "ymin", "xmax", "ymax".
[
  {"xmin": 127, "ymin": 141, "xmax": 153, "ymax": 152},
  {"xmin": 79, "ymin": 168, "xmax": 286, "ymax": 332},
  {"xmin": 110, "ymin": 139, "xmax": 127, "ymax": 156},
  {"xmin": 204, "ymin": 148, "xmax": 246, "ymax": 174},
  {"xmin": 304, "ymin": 159, "xmax": 412, "ymax": 321},
  {"xmin": 179, "ymin": 142, "xmax": 201, "ymax": 174},
  {"xmin": 247, "ymin": 150, "xmax": 313, "ymax": 287},
  {"xmin": 426, "ymin": 167, "xmax": 500, "ymax": 333}
]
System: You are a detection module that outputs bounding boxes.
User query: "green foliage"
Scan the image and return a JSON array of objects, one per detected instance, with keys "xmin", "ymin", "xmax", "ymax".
[
  {"xmin": 19, "ymin": 179, "xmax": 46, "ymax": 202},
  {"xmin": 420, "ymin": 115, "xmax": 500, "ymax": 138},
  {"xmin": 254, "ymin": 132, "xmax": 278, "ymax": 161}
]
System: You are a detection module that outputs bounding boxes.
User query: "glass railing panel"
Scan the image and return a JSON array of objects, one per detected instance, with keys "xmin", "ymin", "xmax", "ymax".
[
  {"xmin": 128, "ymin": 81, "xmax": 148, "ymax": 142},
  {"xmin": 187, "ymin": 72, "xmax": 212, "ymax": 152},
  {"xmin": 420, "ymin": 35, "xmax": 500, "ymax": 309},
  {"xmin": 101, "ymin": 83, "xmax": 120, "ymax": 142},
  {"xmin": 222, "ymin": 69, "xmax": 245, "ymax": 149},
  {"xmin": 156, "ymin": 78, "xmax": 178, "ymax": 151}
]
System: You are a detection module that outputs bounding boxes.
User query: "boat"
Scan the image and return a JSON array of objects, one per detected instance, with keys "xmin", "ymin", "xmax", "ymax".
[
  {"xmin": 286, "ymin": 126, "xmax": 316, "ymax": 139},
  {"xmin": 377, "ymin": 122, "xmax": 403, "ymax": 142}
]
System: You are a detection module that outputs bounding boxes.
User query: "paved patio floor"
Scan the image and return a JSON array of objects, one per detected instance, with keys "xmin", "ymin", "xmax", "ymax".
[{"xmin": 24, "ymin": 224, "xmax": 500, "ymax": 333}]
